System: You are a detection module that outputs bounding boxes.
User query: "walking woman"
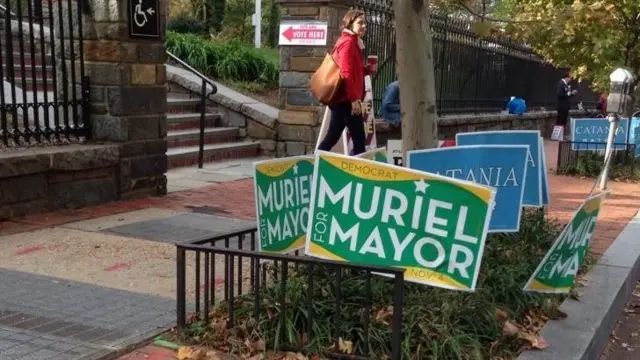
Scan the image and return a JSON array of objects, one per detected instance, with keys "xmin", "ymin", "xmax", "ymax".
[{"xmin": 317, "ymin": 10, "xmax": 376, "ymax": 155}]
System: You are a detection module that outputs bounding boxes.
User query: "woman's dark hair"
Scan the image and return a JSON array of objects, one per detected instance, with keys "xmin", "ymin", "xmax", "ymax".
[{"xmin": 342, "ymin": 10, "xmax": 366, "ymax": 30}]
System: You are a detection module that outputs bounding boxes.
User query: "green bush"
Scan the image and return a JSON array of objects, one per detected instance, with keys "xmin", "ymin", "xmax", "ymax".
[
  {"xmin": 178, "ymin": 212, "xmax": 592, "ymax": 359},
  {"xmin": 167, "ymin": 15, "xmax": 208, "ymax": 35},
  {"xmin": 165, "ymin": 31, "xmax": 279, "ymax": 88}
]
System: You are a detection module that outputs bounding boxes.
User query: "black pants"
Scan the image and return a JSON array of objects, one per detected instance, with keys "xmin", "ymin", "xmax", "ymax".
[
  {"xmin": 556, "ymin": 108, "xmax": 569, "ymax": 126},
  {"xmin": 318, "ymin": 102, "xmax": 366, "ymax": 155}
]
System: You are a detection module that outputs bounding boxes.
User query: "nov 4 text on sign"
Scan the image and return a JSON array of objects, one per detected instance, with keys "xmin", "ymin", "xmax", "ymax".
[{"xmin": 278, "ymin": 21, "xmax": 328, "ymax": 46}]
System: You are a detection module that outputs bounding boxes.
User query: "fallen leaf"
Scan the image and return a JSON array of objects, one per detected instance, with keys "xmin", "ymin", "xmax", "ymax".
[
  {"xmin": 374, "ymin": 306, "xmax": 393, "ymax": 324},
  {"xmin": 282, "ymin": 352, "xmax": 307, "ymax": 360},
  {"xmin": 503, "ymin": 320, "xmax": 519, "ymax": 336},
  {"xmin": 177, "ymin": 346, "xmax": 207, "ymax": 360},
  {"xmin": 519, "ymin": 333, "xmax": 549, "ymax": 350},
  {"xmin": 495, "ymin": 308, "xmax": 509, "ymax": 323},
  {"xmin": 245, "ymin": 338, "xmax": 266, "ymax": 353},
  {"xmin": 338, "ymin": 338, "xmax": 354, "ymax": 354}
]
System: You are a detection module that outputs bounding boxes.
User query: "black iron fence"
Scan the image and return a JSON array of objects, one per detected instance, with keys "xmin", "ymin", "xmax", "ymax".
[
  {"xmin": 556, "ymin": 141, "xmax": 638, "ymax": 178},
  {"xmin": 176, "ymin": 228, "xmax": 405, "ymax": 360},
  {"xmin": 355, "ymin": 0, "xmax": 599, "ymax": 115},
  {"xmin": 0, "ymin": 0, "xmax": 88, "ymax": 148}
]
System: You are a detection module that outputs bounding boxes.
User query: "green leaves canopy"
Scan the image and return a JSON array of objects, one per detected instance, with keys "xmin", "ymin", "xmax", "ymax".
[{"xmin": 505, "ymin": 0, "xmax": 640, "ymax": 91}]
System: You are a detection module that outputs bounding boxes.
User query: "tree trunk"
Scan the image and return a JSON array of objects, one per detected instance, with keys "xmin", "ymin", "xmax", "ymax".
[{"xmin": 394, "ymin": 0, "xmax": 439, "ymax": 164}]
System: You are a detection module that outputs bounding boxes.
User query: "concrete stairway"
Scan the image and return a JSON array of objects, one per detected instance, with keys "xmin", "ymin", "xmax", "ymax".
[{"xmin": 166, "ymin": 94, "xmax": 260, "ymax": 169}]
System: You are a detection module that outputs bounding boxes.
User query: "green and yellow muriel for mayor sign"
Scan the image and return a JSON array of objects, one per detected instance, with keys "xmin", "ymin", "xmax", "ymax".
[
  {"xmin": 524, "ymin": 191, "xmax": 608, "ymax": 294},
  {"xmin": 304, "ymin": 151, "xmax": 497, "ymax": 291},
  {"xmin": 253, "ymin": 155, "xmax": 315, "ymax": 254}
]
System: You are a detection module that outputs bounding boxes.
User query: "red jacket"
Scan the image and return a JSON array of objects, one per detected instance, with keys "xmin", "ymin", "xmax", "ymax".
[{"xmin": 332, "ymin": 32, "xmax": 370, "ymax": 103}]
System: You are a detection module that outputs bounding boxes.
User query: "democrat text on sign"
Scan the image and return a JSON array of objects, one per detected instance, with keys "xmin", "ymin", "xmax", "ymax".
[
  {"xmin": 305, "ymin": 151, "xmax": 496, "ymax": 291},
  {"xmin": 407, "ymin": 145, "xmax": 529, "ymax": 233},
  {"xmin": 456, "ymin": 130, "xmax": 543, "ymax": 207},
  {"xmin": 524, "ymin": 191, "xmax": 608, "ymax": 293},
  {"xmin": 254, "ymin": 156, "xmax": 314, "ymax": 253}
]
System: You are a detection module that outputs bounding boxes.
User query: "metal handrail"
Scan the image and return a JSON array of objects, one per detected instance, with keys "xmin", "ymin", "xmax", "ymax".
[
  {"xmin": 166, "ymin": 50, "xmax": 218, "ymax": 169},
  {"xmin": 0, "ymin": 4, "xmax": 17, "ymax": 19},
  {"xmin": 166, "ymin": 50, "xmax": 217, "ymax": 96}
]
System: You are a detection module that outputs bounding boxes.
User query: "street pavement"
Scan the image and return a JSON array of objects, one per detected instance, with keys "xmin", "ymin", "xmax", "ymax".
[{"xmin": 0, "ymin": 145, "xmax": 637, "ymax": 359}]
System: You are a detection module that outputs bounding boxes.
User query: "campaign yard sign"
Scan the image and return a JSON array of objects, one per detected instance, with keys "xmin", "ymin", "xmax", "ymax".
[
  {"xmin": 254, "ymin": 156, "xmax": 314, "ymax": 253},
  {"xmin": 524, "ymin": 191, "xmax": 608, "ymax": 294},
  {"xmin": 456, "ymin": 130, "xmax": 543, "ymax": 207},
  {"xmin": 571, "ymin": 118, "xmax": 630, "ymax": 151},
  {"xmin": 630, "ymin": 117, "xmax": 640, "ymax": 157},
  {"xmin": 540, "ymin": 137, "xmax": 550, "ymax": 206},
  {"xmin": 305, "ymin": 151, "xmax": 496, "ymax": 291},
  {"xmin": 357, "ymin": 147, "xmax": 388, "ymax": 163},
  {"xmin": 407, "ymin": 145, "xmax": 529, "ymax": 232}
]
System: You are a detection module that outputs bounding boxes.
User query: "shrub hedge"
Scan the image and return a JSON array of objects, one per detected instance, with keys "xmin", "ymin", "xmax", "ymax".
[{"xmin": 165, "ymin": 31, "xmax": 279, "ymax": 88}]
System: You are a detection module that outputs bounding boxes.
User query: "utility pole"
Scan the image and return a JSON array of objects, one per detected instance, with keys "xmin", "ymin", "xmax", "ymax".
[{"xmin": 394, "ymin": 0, "xmax": 439, "ymax": 165}]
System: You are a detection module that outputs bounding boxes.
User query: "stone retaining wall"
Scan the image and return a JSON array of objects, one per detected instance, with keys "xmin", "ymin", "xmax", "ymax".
[{"xmin": 0, "ymin": 145, "xmax": 121, "ymax": 220}]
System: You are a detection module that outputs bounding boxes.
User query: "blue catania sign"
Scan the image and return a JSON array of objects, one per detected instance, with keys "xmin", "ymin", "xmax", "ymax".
[
  {"xmin": 571, "ymin": 117, "xmax": 640, "ymax": 155},
  {"xmin": 408, "ymin": 145, "xmax": 529, "ymax": 232},
  {"xmin": 456, "ymin": 130, "xmax": 546, "ymax": 208}
]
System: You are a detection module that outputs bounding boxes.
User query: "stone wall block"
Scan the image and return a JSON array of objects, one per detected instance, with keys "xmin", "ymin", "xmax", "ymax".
[
  {"xmin": 247, "ymin": 120, "xmax": 277, "ymax": 139},
  {"xmin": 0, "ymin": 174, "xmax": 47, "ymax": 205},
  {"xmin": 107, "ymin": 86, "xmax": 167, "ymax": 116},
  {"xmin": 50, "ymin": 146, "xmax": 120, "ymax": 171},
  {"xmin": 129, "ymin": 154, "xmax": 167, "ymax": 179},
  {"xmin": 279, "ymin": 110, "xmax": 316, "ymax": 126},
  {"xmin": 278, "ymin": 125, "xmax": 317, "ymax": 143}
]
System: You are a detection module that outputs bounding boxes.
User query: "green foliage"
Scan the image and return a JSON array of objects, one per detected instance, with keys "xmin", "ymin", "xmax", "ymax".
[
  {"xmin": 557, "ymin": 150, "xmax": 640, "ymax": 181},
  {"xmin": 165, "ymin": 31, "xmax": 278, "ymax": 88},
  {"xmin": 178, "ymin": 213, "xmax": 591, "ymax": 359},
  {"xmin": 503, "ymin": 1, "xmax": 640, "ymax": 91},
  {"xmin": 167, "ymin": 14, "xmax": 208, "ymax": 35},
  {"xmin": 205, "ymin": 0, "xmax": 226, "ymax": 33}
]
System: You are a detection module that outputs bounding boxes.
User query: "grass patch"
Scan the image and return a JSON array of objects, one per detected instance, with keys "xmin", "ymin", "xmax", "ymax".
[
  {"xmin": 166, "ymin": 31, "xmax": 279, "ymax": 89},
  {"xmin": 174, "ymin": 211, "xmax": 598, "ymax": 359},
  {"xmin": 556, "ymin": 150, "xmax": 640, "ymax": 181}
]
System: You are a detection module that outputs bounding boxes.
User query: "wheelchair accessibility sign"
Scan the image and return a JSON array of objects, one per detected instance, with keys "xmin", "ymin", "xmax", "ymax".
[{"xmin": 129, "ymin": 0, "xmax": 160, "ymax": 38}]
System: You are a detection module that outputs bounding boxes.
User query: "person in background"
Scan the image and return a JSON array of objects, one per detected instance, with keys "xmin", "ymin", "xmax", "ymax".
[
  {"xmin": 507, "ymin": 96, "xmax": 527, "ymax": 116},
  {"xmin": 596, "ymin": 93, "xmax": 608, "ymax": 117},
  {"xmin": 316, "ymin": 10, "xmax": 376, "ymax": 155},
  {"xmin": 379, "ymin": 79, "xmax": 400, "ymax": 126},
  {"xmin": 556, "ymin": 72, "xmax": 578, "ymax": 127}
]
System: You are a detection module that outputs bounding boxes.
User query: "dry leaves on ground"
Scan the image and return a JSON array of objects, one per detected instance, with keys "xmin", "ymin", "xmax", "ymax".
[
  {"xmin": 177, "ymin": 346, "xmax": 209, "ymax": 360},
  {"xmin": 495, "ymin": 308, "xmax": 549, "ymax": 350},
  {"xmin": 337, "ymin": 338, "xmax": 354, "ymax": 354},
  {"xmin": 373, "ymin": 306, "xmax": 393, "ymax": 325}
]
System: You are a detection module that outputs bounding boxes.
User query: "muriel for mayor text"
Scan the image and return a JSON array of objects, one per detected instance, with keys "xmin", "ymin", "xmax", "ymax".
[{"xmin": 313, "ymin": 175, "xmax": 486, "ymax": 281}]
